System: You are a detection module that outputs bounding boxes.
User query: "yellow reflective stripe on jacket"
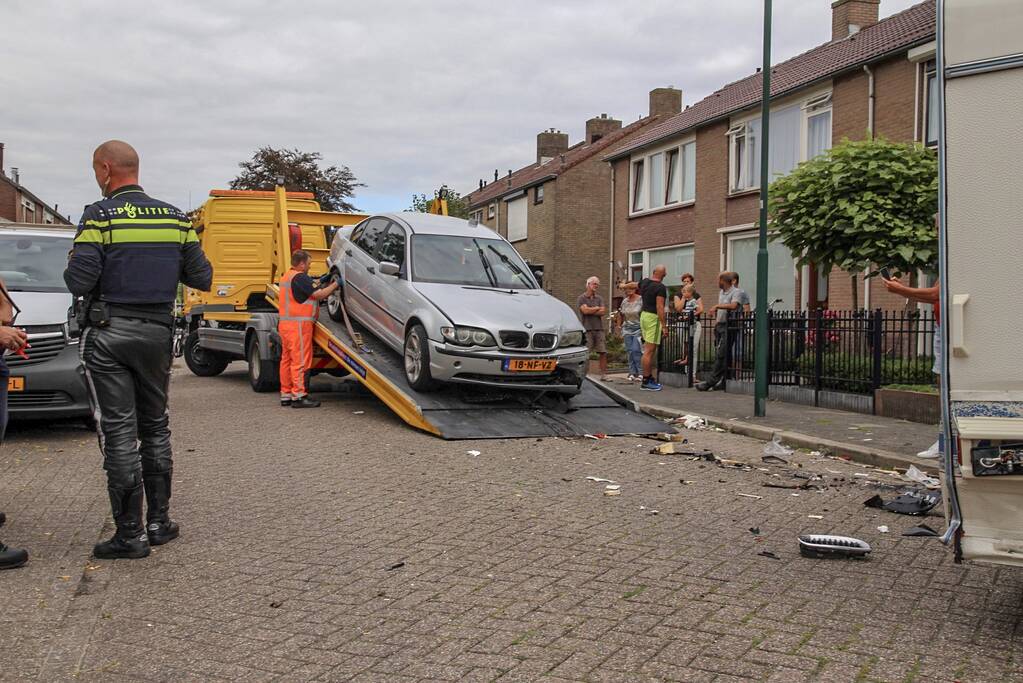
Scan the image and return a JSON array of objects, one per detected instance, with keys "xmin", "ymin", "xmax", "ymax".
[
  {"xmin": 74, "ymin": 228, "xmax": 108, "ymax": 244},
  {"xmin": 107, "ymin": 228, "xmax": 194, "ymax": 244},
  {"xmin": 85, "ymin": 218, "xmax": 192, "ymax": 229}
]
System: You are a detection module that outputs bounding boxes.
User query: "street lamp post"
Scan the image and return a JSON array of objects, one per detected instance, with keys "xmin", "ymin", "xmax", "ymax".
[{"xmin": 753, "ymin": 0, "xmax": 772, "ymax": 417}]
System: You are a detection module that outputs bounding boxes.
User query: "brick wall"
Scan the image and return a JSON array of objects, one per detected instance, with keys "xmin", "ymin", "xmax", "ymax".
[
  {"xmin": 550, "ymin": 158, "xmax": 613, "ymax": 308},
  {"xmin": 0, "ymin": 181, "xmax": 16, "ymax": 222}
]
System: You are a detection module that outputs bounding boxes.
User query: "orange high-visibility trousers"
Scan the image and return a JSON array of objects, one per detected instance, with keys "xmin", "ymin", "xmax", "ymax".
[{"xmin": 279, "ymin": 319, "xmax": 314, "ymax": 399}]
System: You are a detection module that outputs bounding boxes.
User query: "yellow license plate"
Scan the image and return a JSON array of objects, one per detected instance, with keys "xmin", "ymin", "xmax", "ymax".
[
  {"xmin": 8, "ymin": 376, "xmax": 24, "ymax": 392},
  {"xmin": 504, "ymin": 358, "xmax": 557, "ymax": 373}
]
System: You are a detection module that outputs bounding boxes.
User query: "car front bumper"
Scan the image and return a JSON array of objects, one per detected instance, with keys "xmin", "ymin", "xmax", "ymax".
[
  {"xmin": 429, "ymin": 341, "xmax": 589, "ymax": 395},
  {"xmin": 6, "ymin": 342, "xmax": 92, "ymax": 420}
]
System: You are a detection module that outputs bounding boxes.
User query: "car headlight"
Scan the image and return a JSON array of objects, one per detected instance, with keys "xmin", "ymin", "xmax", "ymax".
[
  {"xmin": 559, "ymin": 330, "xmax": 585, "ymax": 348},
  {"xmin": 440, "ymin": 326, "xmax": 497, "ymax": 347}
]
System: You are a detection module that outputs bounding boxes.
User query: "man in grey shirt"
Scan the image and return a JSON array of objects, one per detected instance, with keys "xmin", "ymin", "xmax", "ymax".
[
  {"xmin": 577, "ymin": 276, "xmax": 607, "ymax": 378},
  {"xmin": 698, "ymin": 272, "xmax": 742, "ymax": 391}
]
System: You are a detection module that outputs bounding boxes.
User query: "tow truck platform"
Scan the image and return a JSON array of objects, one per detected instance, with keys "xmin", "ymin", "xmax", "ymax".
[{"xmin": 309, "ymin": 310, "xmax": 667, "ymax": 440}]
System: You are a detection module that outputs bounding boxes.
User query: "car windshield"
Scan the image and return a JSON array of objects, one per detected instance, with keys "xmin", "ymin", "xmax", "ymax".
[
  {"xmin": 411, "ymin": 235, "xmax": 537, "ymax": 289},
  {"xmin": 0, "ymin": 234, "xmax": 72, "ymax": 293}
]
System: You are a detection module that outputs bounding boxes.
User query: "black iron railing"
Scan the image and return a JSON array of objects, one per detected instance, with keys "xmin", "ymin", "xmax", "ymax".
[{"xmin": 657, "ymin": 309, "xmax": 937, "ymax": 395}]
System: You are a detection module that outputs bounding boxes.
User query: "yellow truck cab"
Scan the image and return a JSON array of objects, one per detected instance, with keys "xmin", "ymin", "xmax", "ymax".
[{"xmin": 179, "ymin": 189, "xmax": 362, "ymax": 391}]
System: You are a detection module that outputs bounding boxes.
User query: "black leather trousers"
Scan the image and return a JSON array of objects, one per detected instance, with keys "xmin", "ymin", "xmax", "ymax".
[{"xmin": 81, "ymin": 317, "xmax": 174, "ymax": 535}]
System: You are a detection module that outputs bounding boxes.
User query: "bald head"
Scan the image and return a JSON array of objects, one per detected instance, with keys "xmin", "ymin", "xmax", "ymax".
[
  {"xmin": 92, "ymin": 140, "xmax": 139, "ymax": 196},
  {"xmin": 652, "ymin": 264, "xmax": 667, "ymax": 280}
]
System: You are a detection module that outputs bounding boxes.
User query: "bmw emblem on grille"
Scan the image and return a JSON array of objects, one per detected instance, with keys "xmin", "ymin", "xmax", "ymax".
[{"xmin": 524, "ymin": 322, "xmax": 533, "ymax": 329}]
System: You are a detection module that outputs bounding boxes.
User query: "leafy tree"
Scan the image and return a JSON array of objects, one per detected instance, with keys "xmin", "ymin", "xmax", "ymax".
[
  {"xmin": 230, "ymin": 147, "xmax": 363, "ymax": 213},
  {"xmin": 767, "ymin": 137, "xmax": 938, "ymax": 308},
  {"xmin": 408, "ymin": 185, "xmax": 469, "ymax": 219}
]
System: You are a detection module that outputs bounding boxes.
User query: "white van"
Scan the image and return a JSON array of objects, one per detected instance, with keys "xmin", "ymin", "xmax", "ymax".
[{"xmin": 940, "ymin": 0, "xmax": 1023, "ymax": 565}]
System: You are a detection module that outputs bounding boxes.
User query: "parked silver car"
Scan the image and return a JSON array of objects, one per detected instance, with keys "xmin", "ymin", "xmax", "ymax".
[{"xmin": 326, "ymin": 213, "xmax": 589, "ymax": 395}]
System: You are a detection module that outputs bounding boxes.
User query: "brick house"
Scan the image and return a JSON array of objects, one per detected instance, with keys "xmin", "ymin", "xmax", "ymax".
[
  {"xmin": 604, "ymin": 0, "xmax": 937, "ymax": 311},
  {"xmin": 0, "ymin": 144, "xmax": 72, "ymax": 225},
  {"xmin": 465, "ymin": 89, "xmax": 684, "ymax": 308}
]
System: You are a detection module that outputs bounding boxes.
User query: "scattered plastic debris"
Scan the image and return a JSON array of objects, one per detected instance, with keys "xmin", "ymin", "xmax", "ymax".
[
  {"xmin": 808, "ymin": 515, "xmax": 824, "ymax": 520},
  {"xmin": 917, "ymin": 441, "xmax": 941, "ymax": 459},
  {"xmin": 763, "ymin": 435, "xmax": 793, "ymax": 462},
  {"xmin": 863, "ymin": 490, "xmax": 941, "ymax": 516},
  {"xmin": 586, "ymin": 476, "xmax": 616, "ymax": 483},
  {"xmin": 903, "ymin": 524, "xmax": 939, "ymax": 537},
  {"xmin": 737, "ymin": 493, "xmax": 763, "ymax": 500},
  {"xmin": 674, "ymin": 414, "xmax": 707, "ymax": 430},
  {"xmin": 799, "ymin": 535, "xmax": 871, "ymax": 559},
  {"xmin": 604, "ymin": 484, "xmax": 621, "ymax": 497},
  {"xmin": 758, "ymin": 550, "xmax": 781, "ymax": 560},
  {"xmin": 762, "ymin": 454, "xmax": 789, "ymax": 465},
  {"xmin": 652, "ymin": 432, "xmax": 689, "ymax": 443},
  {"xmin": 853, "ymin": 472, "xmax": 869, "ymax": 478},
  {"xmin": 353, "ymin": 411, "xmax": 365, "ymax": 415},
  {"xmin": 270, "ymin": 600, "xmax": 284, "ymax": 608},
  {"xmin": 902, "ymin": 465, "xmax": 941, "ymax": 490},
  {"xmin": 749, "ymin": 527, "xmax": 761, "ymax": 535},
  {"xmin": 877, "ymin": 525, "xmax": 889, "ymax": 533},
  {"xmin": 386, "ymin": 561, "xmax": 406, "ymax": 571},
  {"xmin": 680, "ymin": 479, "xmax": 695, "ymax": 485},
  {"xmin": 584, "ymin": 433, "xmax": 608, "ymax": 440},
  {"xmin": 467, "ymin": 450, "xmax": 481, "ymax": 457}
]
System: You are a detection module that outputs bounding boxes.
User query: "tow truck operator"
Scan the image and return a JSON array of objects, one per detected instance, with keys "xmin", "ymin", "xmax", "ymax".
[{"xmin": 279, "ymin": 249, "xmax": 338, "ymax": 409}]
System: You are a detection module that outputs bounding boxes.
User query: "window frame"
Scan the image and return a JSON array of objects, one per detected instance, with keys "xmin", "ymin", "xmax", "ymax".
[
  {"xmin": 626, "ymin": 242, "xmax": 695, "ymax": 284},
  {"xmin": 505, "ymin": 196, "xmax": 528, "ymax": 243},
  {"xmin": 487, "ymin": 203, "xmax": 496, "ymax": 219},
  {"xmin": 723, "ymin": 228, "xmax": 797, "ymax": 310},
  {"xmin": 628, "ymin": 137, "xmax": 696, "ymax": 217},
  {"xmin": 923, "ymin": 60, "xmax": 938, "ymax": 148},
  {"xmin": 727, "ymin": 88, "xmax": 833, "ymax": 195},
  {"xmin": 534, "ymin": 184, "xmax": 545, "ymax": 205}
]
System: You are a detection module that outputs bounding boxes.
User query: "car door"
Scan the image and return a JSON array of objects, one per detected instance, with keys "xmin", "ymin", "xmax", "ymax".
[
  {"xmin": 343, "ymin": 217, "xmax": 389, "ymax": 336},
  {"xmin": 373, "ymin": 222, "xmax": 412, "ymax": 348}
]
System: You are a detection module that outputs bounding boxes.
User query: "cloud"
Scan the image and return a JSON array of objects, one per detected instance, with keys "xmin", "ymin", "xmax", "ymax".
[{"xmin": 0, "ymin": 0, "xmax": 923, "ymax": 220}]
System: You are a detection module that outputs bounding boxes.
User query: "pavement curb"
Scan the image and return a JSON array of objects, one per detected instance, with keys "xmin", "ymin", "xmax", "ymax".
[{"xmin": 638, "ymin": 402, "xmax": 939, "ymax": 475}]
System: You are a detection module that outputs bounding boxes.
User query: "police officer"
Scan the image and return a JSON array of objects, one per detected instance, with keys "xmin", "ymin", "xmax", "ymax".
[{"xmin": 64, "ymin": 140, "xmax": 212, "ymax": 560}]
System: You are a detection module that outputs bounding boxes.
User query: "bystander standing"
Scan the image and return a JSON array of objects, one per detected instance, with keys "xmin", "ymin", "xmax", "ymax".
[
  {"xmin": 638, "ymin": 265, "xmax": 668, "ymax": 391},
  {"xmin": 697, "ymin": 272, "xmax": 742, "ymax": 391},
  {"xmin": 578, "ymin": 276, "xmax": 608, "ymax": 380},
  {"xmin": 616, "ymin": 282, "xmax": 643, "ymax": 381}
]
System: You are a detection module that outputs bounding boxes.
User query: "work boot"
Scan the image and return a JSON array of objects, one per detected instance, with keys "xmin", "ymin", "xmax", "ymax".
[
  {"xmin": 94, "ymin": 485, "xmax": 150, "ymax": 560},
  {"xmin": 143, "ymin": 471, "xmax": 179, "ymax": 546},
  {"xmin": 291, "ymin": 396, "xmax": 321, "ymax": 409},
  {"xmin": 280, "ymin": 396, "xmax": 292, "ymax": 407},
  {"xmin": 0, "ymin": 513, "xmax": 28, "ymax": 570}
]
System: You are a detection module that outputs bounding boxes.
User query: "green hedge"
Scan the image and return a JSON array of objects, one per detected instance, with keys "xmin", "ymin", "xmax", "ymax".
[{"xmin": 795, "ymin": 351, "xmax": 936, "ymax": 393}]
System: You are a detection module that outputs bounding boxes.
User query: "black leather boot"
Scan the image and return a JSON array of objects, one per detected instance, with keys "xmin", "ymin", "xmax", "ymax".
[
  {"xmin": 291, "ymin": 396, "xmax": 321, "ymax": 408},
  {"xmin": 144, "ymin": 471, "xmax": 179, "ymax": 546},
  {"xmin": 94, "ymin": 485, "xmax": 150, "ymax": 560},
  {"xmin": 0, "ymin": 512, "xmax": 28, "ymax": 570}
]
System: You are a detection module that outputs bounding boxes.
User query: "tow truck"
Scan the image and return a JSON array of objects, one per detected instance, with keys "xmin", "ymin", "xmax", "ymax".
[
  {"xmin": 939, "ymin": 0, "xmax": 1023, "ymax": 566},
  {"xmin": 179, "ymin": 186, "xmax": 664, "ymax": 439}
]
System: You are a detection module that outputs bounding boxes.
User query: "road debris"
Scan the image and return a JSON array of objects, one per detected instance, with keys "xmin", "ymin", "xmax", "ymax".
[
  {"xmin": 673, "ymin": 414, "xmax": 707, "ymax": 430},
  {"xmin": 604, "ymin": 484, "xmax": 622, "ymax": 497},
  {"xmin": 651, "ymin": 432, "xmax": 689, "ymax": 443},
  {"xmin": 757, "ymin": 550, "xmax": 781, "ymax": 559},
  {"xmin": 808, "ymin": 514, "xmax": 824, "ymax": 520},
  {"xmin": 737, "ymin": 493, "xmax": 763, "ymax": 500},
  {"xmin": 467, "ymin": 450, "xmax": 481, "ymax": 457},
  {"xmin": 680, "ymin": 479, "xmax": 695, "ymax": 485},
  {"xmin": 386, "ymin": 561, "xmax": 406, "ymax": 571},
  {"xmin": 749, "ymin": 527, "xmax": 761, "ymax": 535},
  {"xmin": 863, "ymin": 489, "xmax": 941, "ymax": 516},
  {"xmin": 877, "ymin": 525, "xmax": 889, "ymax": 533},
  {"xmin": 799, "ymin": 534, "xmax": 872, "ymax": 559},
  {"xmin": 763, "ymin": 435, "xmax": 793, "ymax": 462},
  {"xmin": 903, "ymin": 524, "xmax": 939, "ymax": 537},
  {"xmin": 352, "ymin": 411, "xmax": 365, "ymax": 415},
  {"xmin": 586, "ymin": 476, "xmax": 616, "ymax": 483},
  {"xmin": 584, "ymin": 433, "xmax": 608, "ymax": 440},
  {"xmin": 902, "ymin": 465, "xmax": 941, "ymax": 490}
]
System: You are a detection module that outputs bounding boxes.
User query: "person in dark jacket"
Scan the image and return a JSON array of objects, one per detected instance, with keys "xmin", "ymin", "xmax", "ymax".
[{"xmin": 64, "ymin": 140, "xmax": 212, "ymax": 560}]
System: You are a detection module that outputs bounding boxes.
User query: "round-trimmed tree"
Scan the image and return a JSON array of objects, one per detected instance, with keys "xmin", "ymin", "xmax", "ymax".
[{"xmin": 767, "ymin": 137, "xmax": 938, "ymax": 308}]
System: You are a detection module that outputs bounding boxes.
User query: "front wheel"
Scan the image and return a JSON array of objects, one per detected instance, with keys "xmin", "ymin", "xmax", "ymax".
[
  {"xmin": 326, "ymin": 271, "xmax": 344, "ymax": 322},
  {"xmin": 247, "ymin": 335, "xmax": 280, "ymax": 393},
  {"xmin": 404, "ymin": 324, "xmax": 438, "ymax": 392},
  {"xmin": 183, "ymin": 330, "xmax": 230, "ymax": 377}
]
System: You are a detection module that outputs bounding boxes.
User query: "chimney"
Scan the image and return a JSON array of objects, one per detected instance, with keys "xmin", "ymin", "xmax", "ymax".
[
  {"xmin": 585, "ymin": 113, "xmax": 622, "ymax": 144},
  {"xmin": 536, "ymin": 128, "xmax": 569, "ymax": 164},
  {"xmin": 649, "ymin": 87, "xmax": 683, "ymax": 117},
  {"xmin": 11, "ymin": 167, "xmax": 20, "ymax": 185},
  {"xmin": 832, "ymin": 0, "xmax": 879, "ymax": 41}
]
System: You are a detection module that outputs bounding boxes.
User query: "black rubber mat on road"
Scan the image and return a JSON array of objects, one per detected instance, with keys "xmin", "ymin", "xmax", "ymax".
[{"xmin": 318, "ymin": 317, "xmax": 667, "ymax": 439}]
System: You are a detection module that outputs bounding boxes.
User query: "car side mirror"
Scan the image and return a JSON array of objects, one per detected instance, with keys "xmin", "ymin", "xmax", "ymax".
[{"xmin": 379, "ymin": 261, "xmax": 401, "ymax": 277}]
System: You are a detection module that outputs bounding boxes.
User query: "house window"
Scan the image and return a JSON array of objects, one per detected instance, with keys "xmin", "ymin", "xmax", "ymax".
[
  {"xmin": 534, "ymin": 184, "xmax": 544, "ymax": 205},
  {"xmin": 728, "ymin": 119, "xmax": 759, "ymax": 192},
  {"xmin": 631, "ymin": 159, "xmax": 645, "ymax": 212},
  {"xmin": 629, "ymin": 140, "xmax": 695, "ymax": 215},
  {"xmin": 924, "ymin": 60, "xmax": 938, "ymax": 147},
  {"xmin": 43, "ymin": 211, "xmax": 55, "ymax": 224},
  {"xmin": 725, "ymin": 231, "xmax": 796, "ymax": 309},
  {"xmin": 487, "ymin": 203, "xmax": 496, "ymax": 219},
  {"xmin": 506, "ymin": 196, "xmax": 527, "ymax": 242},
  {"xmin": 21, "ymin": 197, "xmax": 35, "ymax": 213},
  {"xmin": 627, "ymin": 244, "xmax": 694, "ymax": 287}
]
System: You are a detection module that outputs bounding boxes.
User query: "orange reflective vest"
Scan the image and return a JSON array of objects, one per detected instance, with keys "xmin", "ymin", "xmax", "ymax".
[{"xmin": 279, "ymin": 269, "xmax": 319, "ymax": 322}]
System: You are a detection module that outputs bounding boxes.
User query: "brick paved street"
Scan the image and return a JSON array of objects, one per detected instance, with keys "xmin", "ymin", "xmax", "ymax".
[{"xmin": 2, "ymin": 364, "xmax": 1022, "ymax": 682}]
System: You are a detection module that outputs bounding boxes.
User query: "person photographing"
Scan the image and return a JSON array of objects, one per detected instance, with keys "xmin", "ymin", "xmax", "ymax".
[{"xmin": 278, "ymin": 250, "xmax": 339, "ymax": 408}]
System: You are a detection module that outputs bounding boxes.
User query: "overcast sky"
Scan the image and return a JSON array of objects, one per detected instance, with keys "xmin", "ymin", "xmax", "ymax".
[{"xmin": 1, "ymin": 0, "xmax": 921, "ymax": 223}]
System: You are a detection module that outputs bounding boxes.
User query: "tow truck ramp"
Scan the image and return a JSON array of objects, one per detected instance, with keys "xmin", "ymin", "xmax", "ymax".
[{"xmin": 310, "ymin": 314, "xmax": 667, "ymax": 440}]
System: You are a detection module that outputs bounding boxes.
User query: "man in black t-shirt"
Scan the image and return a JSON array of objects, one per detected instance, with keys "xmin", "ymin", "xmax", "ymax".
[{"xmin": 637, "ymin": 265, "xmax": 668, "ymax": 391}]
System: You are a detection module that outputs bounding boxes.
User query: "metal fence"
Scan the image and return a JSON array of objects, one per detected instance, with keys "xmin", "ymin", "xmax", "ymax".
[{"xmin": 657, "ymin": 309, "xmax": 937, "ymax": 396}]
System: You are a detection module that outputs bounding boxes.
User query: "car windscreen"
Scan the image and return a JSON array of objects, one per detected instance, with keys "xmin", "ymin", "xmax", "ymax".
[
  {"xmin": 411, "ymin": 235, "xmax": 537, "ymax": 289},
  {"xmin": 0, "ymin": 234, "xmax": 73, "ymax": 293}
]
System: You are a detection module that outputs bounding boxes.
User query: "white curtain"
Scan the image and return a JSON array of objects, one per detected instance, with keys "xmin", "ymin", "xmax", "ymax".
[
  {"xmin": 768, "ymin": 105, "xmax": 801, "ymax": 181},
  {"xmin": 648, "ymin": 245, "xmax": 694, "ymax": 282},
  {"xmin": 682, "ymin": 142, "xmax": 696, "ymax": 202},
  {"xmin": 648, "ymin": 152, "xmax": 664, "ymax": 209},
  {"xmin": 807, "ymin": 110, "xmax": 832, "ymax": 159},
  {"xmin": 506, "ymin": 197, "xmax": 527, "ymax": 242}
]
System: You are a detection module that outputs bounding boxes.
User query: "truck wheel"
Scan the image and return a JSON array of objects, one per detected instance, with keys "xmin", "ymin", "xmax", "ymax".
[
  {"xmin": 183, "ymin": 330, "xmax": 230, "ymax": 377},
  {"xmin": 247, "ymin": 335, "xmax": 280, "ymax": 393},
  {"xmin": 404, "ymin": 324, "xmax": 438, "ymax": 392},
  {"xmin": 326, "ymin": 271, "xmax": 344, "ymax": 322}
]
